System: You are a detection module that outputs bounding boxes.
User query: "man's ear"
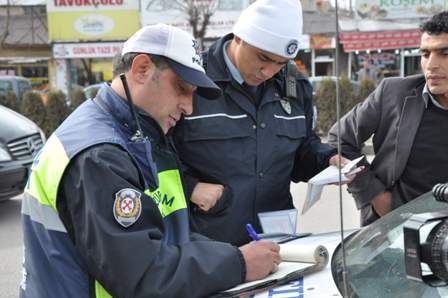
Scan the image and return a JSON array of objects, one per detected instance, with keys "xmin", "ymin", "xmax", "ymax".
[{"xmin": 129, "ymin": 54, "xmax": 154, "ymax": 84}]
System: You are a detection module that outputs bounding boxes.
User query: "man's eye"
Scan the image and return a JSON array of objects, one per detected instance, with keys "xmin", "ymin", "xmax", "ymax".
[{"xmin": 420, "ymin": 52, "xmax": 429, "ymax": 58}]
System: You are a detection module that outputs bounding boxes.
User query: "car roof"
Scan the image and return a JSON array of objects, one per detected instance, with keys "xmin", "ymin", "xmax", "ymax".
[{"xmin": 0, "ymin": 76, "xmax": 30, "ymax": 81}]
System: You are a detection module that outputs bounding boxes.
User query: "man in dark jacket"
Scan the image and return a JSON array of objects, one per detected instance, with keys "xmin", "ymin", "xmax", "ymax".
[
  {"xmin": 328, "ymin": 11, "xmax": 448, "ymax": 226},
  {"xmin": 174, "ymin": 0, "xmax": 346, "ymax": 246},
  {"xmin": 20, "ymin": 24, "xmax": 281, "ymax": 298}
]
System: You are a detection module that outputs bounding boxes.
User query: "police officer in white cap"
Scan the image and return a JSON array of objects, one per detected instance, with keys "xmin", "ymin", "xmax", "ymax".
[
  {"xmin": 21, "ymin": 23, "xmax": 281, "ymax": 297},
  {"xmin": 175, "ymin": 0, "xmax": 349, "ymax": 246}
]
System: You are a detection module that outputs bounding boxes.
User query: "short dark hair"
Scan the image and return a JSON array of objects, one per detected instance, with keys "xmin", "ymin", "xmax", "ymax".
[
  {"xmin": 112, "ymin": 53, "xmax": 125, "ymax": 78},
  {"xmin": 121, "ymin": 53, "xmax": 169, "ymax": 72},
  {"xmin": 420, "ymin": 11, "xmax": 448, "ymax": 34}
]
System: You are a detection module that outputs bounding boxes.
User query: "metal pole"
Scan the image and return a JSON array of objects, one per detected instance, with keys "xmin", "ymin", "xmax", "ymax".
[{"xmin": 335, "ymin": 0, "xmax": 350, "ymax": 296}]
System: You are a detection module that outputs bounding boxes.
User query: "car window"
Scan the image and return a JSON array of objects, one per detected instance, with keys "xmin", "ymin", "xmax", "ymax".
[
  {"xmin": 18, "ymin": 80, "xmax": 32, "ymax": 98},
  {"xmin": 0, "ymin": 80, "xmax": 12, "ymax": 93}
]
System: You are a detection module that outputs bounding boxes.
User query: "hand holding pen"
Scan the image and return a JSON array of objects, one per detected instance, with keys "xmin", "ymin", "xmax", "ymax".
[{"xmin": 239, "ymin": 224, "xmax": 281, "ymax": 281}]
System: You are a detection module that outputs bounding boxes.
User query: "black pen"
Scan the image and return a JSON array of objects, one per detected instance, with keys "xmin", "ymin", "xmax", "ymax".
[{"xmin": 246, "ymin": 223, "xmax": 261, "ymax": 241}]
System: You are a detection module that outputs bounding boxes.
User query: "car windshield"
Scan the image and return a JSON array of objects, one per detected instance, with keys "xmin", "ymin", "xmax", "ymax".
[{"xmin": 331, "ymin": 191, "xmax": 448, "ymax": 297}]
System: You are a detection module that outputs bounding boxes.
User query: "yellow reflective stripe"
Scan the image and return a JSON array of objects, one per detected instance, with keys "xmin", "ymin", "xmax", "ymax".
[
  {"xmin": 25, "ymin": 135, "xmax": 69, "ymax": 210},
  {"xmin": 145, "ymin": 169, "xmax": 187, "ymax": 217},
  {"xmin": 95, "ymin": 281, "xmax": 112, "ymax": 298}
]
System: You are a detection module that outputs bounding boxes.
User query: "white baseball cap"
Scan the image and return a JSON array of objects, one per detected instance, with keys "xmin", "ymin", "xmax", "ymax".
[{"xmin": 122, "ymin": 23, "xmax": 221, "ymax": 99}]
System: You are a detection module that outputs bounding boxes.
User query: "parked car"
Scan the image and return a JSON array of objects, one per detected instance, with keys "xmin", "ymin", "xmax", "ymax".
[
  {"xmin": 0, "ymin": 104, "xmax": 45, "ymax": 201},
  {"xmin": 0, "ymin": 76, "xmax": 33, "ymax": 99},
  {"xmin": 308, "ymin": 76, "xmax": 360, "ymax": 97}
]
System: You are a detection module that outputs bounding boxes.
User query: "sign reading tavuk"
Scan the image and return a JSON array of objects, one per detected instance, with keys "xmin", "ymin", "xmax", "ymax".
[{"xmin": 47, "ymin": 0, "xmax": 139, "ymax": 42}]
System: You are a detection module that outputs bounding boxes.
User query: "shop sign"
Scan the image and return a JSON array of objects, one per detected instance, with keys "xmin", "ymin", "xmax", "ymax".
[
  {"xmin": 73, "ymin": 14, "xmax": 115, "ymax": 36},
  {"xmin": 140, "ymin": 0, "xmax": 245, "ymax": 38},
  {"xmin": 53, "ymin": 42, "xmax": 123, "ymax": 58},
  {"xmin": 47, "ymin": 0, "xmax": 134, "ymax": 12},
  {"xmin": 310, "ymin": 35, "xmax": 335, "ymax": 49},
  {"xmin": 47, "ymin": 1, "xmax": 139, "ymax": 41},
  {"xmin": 339, "ymin": 29, "xmax": 422, "ymax": 52},
  {"xmin": 355, "ymin": 0, "xmax": 445, "ymax": 19}
]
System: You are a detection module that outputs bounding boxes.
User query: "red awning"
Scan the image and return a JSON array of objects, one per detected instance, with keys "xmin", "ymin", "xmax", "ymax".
[{"xmin": 339, "ymin": 29, "xmax": 422, "ymax": 52}]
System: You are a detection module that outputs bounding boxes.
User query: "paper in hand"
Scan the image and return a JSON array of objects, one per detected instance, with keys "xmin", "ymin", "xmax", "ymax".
[{"xmin": 302, "ymin": 156, "xmax": 365, "ymax": 214}]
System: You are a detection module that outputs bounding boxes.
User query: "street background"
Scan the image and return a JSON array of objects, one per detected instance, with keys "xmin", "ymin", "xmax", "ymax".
[{"xmin": 0, "ymin": 184, "xmax": 359, "ymax": 298}]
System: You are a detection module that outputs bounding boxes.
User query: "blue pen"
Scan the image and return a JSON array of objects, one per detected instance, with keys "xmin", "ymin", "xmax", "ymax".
[{"xmin": 246, "ymin": 223, "xmax": 261, "ymax": 241}]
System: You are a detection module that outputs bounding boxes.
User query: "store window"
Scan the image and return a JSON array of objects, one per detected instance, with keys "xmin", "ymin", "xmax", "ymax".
[
  {"xmin": 403, "ymin": 49, "xmax": 421, "ymax": 76},
  {"xmin": 353, "ymin": 50, "xmax": 400, "ymax": 83}
]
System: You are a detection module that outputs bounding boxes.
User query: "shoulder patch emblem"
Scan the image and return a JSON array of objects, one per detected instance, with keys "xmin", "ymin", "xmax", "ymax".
[
  {"xmin": 113, "ymin": 188, "xmax": 142, "ymax": 228},
  {"xmin": 280, "ymin": 99, "xmax": 292, "ymax": 114}
]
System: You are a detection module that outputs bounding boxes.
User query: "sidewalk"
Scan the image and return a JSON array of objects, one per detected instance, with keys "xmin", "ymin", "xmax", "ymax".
[{"xmin": 291, "ymin": 182, "xmax": 360, "ymax": 234}]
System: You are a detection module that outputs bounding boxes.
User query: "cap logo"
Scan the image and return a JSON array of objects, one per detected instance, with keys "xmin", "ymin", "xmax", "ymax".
[
  {"xmin": 286, "ymin": 40, "xmax": 298, "ymax": 56},
  {"xmin": 113, "ymin": 188, "xmax": 142, "ymax": 228},
  {"xmin": 191, "ymin": 39, "xmax": 202, "ymax": 66}
]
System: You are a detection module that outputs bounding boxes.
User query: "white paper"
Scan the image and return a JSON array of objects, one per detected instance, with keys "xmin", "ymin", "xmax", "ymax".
[{"xmin": 302, "ymin": 156, "xmax": 365, "ymax": 214}]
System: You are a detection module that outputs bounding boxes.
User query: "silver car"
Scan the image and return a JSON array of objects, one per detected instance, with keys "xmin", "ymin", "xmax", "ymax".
[{"xmin": 0, "ymin": 105, "xmax": 45, "ymax": 201}]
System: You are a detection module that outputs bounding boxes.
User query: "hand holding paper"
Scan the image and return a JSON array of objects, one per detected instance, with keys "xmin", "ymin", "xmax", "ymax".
[{"xmin": 302, "ymin": 156, "xmax": 365, "ymax": 214}]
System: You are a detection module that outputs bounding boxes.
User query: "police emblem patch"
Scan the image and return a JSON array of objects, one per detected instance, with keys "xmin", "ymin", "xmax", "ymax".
[
  {"xmin": 113, "ymin": 188, "xmax": 142, "ymax": 228},
  {"xmin": 285, "ymin": 40, "xmax": 298, "ymax": 56},
  {"xmin": 280, "ymin": 99, "xmax": 292, "ymax": 114}
]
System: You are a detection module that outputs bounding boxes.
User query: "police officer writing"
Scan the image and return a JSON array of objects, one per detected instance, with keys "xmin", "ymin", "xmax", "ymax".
[
  {"xmin": 174, "ymin": 0, "xmax": 350, "ymax": 246},
  {"xmin": 21, "ymin": 24, "xmax": 281, "ymax": 298}
]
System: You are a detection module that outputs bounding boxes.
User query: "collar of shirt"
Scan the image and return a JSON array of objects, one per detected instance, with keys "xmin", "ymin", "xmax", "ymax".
[
  {"xmin": 101, "ymin": 83, "xmax": 165, "ymax": 142},
  {"xmin": 222, "ymin": 40, "xmax": 245, "ymax": 85},
  {"xmin": 422, "ymin": 84, "xmax": 447, "ymax": 110}
]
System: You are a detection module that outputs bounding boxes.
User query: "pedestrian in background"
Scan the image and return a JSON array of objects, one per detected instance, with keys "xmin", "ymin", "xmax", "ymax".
[
  {"xmin": 357, "ymin": 59, "xmax": 378, "ymax": 83},
  {"xmin": 21, "ymin": 24, "xmax": 281, "ymax": 298},
  {"xmin": 328, "ymin": 11, "xmax": 448, "ymax": 226}
]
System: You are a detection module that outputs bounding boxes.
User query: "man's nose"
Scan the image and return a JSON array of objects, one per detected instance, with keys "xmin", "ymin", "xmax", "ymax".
[
  {"xmin": 260, "ymin": 64, "xmax": 280, "ymax": 79},
  {"xmin": 426, "ymin": 53, "xmax": 440, "ymax": 69},
  {"xmin": 180, "ymin": 94, "xmax": 193, "ymax": 116}
]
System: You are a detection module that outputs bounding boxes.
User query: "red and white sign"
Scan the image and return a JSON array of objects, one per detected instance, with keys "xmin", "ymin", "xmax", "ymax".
[
  {"xmin": 339, "ymin": 29, "xmax": 422, "ymax": 52},
  {"xmin": 53, "ymin": 42, "xmax": 123, "ymax": 58}
]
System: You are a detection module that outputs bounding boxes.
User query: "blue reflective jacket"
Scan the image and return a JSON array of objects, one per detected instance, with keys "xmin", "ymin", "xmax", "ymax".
[{"xmin": 21, "ymin": 84, "xmax": 243, "ymax": 298}]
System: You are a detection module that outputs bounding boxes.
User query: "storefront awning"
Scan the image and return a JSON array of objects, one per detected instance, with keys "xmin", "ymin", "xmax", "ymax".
[
  {"xmin": 0, "ymin": 57, "xmax": 50, "ymax": 64},
  {"xmin": 339, "ymin": 29, "xmax": 422, "ymax": 52}
]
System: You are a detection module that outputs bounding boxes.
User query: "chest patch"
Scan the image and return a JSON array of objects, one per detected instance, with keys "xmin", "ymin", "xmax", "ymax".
[
  {"xmin": 113, "ymin": 188, "xmax": 142, "ymax": 228},
  {"xmin": 280, "ymin": 99, "xmax": 292, "ymax": 114}
]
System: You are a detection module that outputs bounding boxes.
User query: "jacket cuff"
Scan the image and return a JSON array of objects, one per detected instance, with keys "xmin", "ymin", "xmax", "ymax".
[
  {"xmin": 236, "ymin": 248, "xmax": 247, "ymax": 282},
  {"xmin": 348, "ymin": 169, "xmax": 387, "ymax": 209},
  {"xmin": 182, "ymin": 172, "xmax": 199, "ymax": 201}
]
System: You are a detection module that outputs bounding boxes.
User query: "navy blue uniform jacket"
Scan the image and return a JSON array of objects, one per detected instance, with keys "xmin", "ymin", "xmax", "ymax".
[{"xmin": 174, "ymin": 34, "xmax": 336, "ymax": 246}]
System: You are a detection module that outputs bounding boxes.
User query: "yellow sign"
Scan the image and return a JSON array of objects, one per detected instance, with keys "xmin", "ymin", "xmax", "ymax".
[{"xmin": 48, "ymin": 10, "xmax": 139, "ymax": 41}]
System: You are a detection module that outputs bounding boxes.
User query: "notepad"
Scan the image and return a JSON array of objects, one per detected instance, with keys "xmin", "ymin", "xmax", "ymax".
[{"xmin": 213, "ymin": 243, "xmax": 329, "ymax": 297}]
